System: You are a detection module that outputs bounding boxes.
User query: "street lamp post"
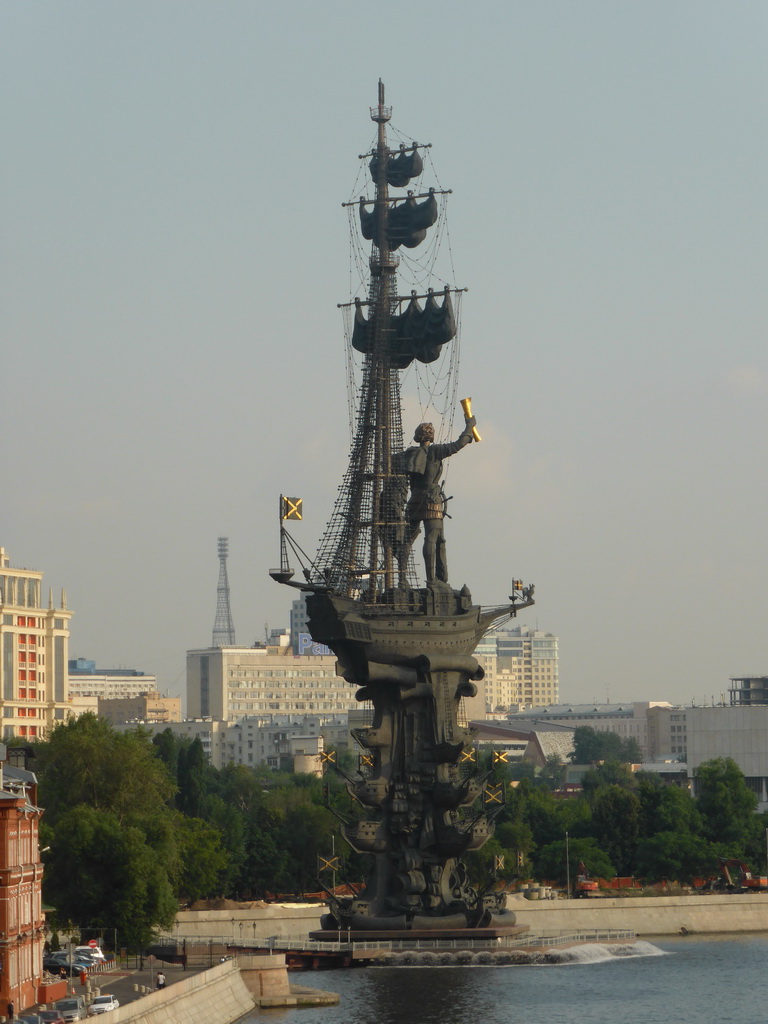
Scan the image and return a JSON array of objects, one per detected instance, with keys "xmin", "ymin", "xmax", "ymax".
[{"xmin": 565, "ymin": 831, "xmax": 570, "ymax": 898}]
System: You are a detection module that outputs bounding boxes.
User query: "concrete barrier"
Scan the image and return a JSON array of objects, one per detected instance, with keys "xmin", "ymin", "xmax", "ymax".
[
  {"xmin": 104, "ymin": 957, "xmax": 280, "ymax": 1024},
  {"xmin": 509, "ymin": 891, "xmax": 768, "ymax": 936},
  {"xmin": 160, "ymin": 903, "xmax": 323, "ymax": 944}
]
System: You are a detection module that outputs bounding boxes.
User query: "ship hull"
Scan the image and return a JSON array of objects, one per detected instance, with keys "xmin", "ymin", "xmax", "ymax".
[{"xmin": 306, "ymin": 587, "xmax": 525, "ymax": 932}]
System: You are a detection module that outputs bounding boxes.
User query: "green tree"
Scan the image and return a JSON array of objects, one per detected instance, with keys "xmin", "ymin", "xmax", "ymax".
[
  {"xmin": 533, "ymin": 837, "xmax": 615, "ymax": 887},
  {"xmin": 177, "ymin": 738, "xmax": 207, "ymax": 817},
  {"xmin": 152, "ymin": 728, "xmax": 180, "ymax": 781},
  {"xmin": 171, "ymin": 815, "xmax": 229, "ymax": 903},
  {"xmin": 634, "ymin": 831, "xmax": 716, "ymax": 884},
  {"xmin": 34, "ymin": 715, "xmax": 176, "ymax": 826},
  {"xmin": 590, "ymin": 785, "xmax": 640, "ymax": 874},
  {"xmin": 42, "ymin": 806, "xmax": 177, "ymax": 950},
  {"xmin": 506, "ymin": 761, "xmax": 537, "ymax": 783},
  {"xmin": 695, "ymin": 758, "xmax": 758, "ymax": 849},
  {"xmin": 266, "ymin": 786, "xmax": 338, "ymax": 895},
  {"xmin": 200, "ymin": 794, "xmax": 247, "ymax": 897},
  {"xmin": 582, "ymin": 761, "xmax": 637, "ymax": 797},
  {"xmin": 637, "ymin": 778, "xmax": 702, "ymax": 838},
  {"xmin": 570, "ymin": 726, "xmax": 642, "ymax": 765},
  {"xmin": 538, "ymin": 754, "xmax": 566, "ymax": 791}
]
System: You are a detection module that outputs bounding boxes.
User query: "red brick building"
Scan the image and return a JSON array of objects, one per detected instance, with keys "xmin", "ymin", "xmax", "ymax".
[{"xmin": 0, "ymin": 746, "xmax": 55, "ymax": 1015}]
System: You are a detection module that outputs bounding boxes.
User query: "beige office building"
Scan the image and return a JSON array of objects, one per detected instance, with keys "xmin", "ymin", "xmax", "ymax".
[
  {"xmin": 186, "ymin": 645, "xmax": 357, "ymax": 722},
  {"xmin": 0, "ymin": 547, "xmax": 74, "ymax": 740},
  {"xmin": 98, "ymin": 691, "xmax": 181, "ymax": 726},
  {"xmin": 473, "ymin": 625, "xmax": 560, "ymax": 714}
]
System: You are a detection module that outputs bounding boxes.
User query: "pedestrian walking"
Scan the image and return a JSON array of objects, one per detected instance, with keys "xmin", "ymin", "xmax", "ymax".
[
  {"xmin": 156, "ymin": 971, "xmax": 166, "ymax": 990},
  {"xmin": 7, "ymin": 999, "xmax": 14, "ymax": 1019}
]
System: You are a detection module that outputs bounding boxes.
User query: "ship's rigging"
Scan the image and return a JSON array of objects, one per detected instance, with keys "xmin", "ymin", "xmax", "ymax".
[{"xmin": 308, "ymin": 82, "xmax": 467, "ymax": 599}]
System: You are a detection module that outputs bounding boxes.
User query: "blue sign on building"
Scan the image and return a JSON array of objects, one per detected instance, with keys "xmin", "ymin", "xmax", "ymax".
[{"xmin": 297, "ymin": 632, "xmax": 332, "ymax": 656}]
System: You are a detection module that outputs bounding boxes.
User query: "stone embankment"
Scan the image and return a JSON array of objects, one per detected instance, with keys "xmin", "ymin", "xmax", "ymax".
[
  {"xmin": 159, "ymin": 903, "xmax": 323, "ymax": 943},
  {"xmin": 100, "ymin": 956, "xmax": 336, "ymax": 1024},
  {"xmin": 165, "ymin": 893, "xmax": 768, "ymax": 945},
  {"xmin": 510, "ymin": 890, "xmax": 768, "ymax": 936}
]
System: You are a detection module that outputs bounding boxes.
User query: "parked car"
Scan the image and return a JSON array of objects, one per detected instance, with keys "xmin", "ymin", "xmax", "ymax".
[
  {"xmin": 48, "ymin": 960, "xmax": 94, "ymax": 978},
  {"xmin": 75, "ymin": 946, "xmax": 107, "ymax": 963},
  {"xmin": 39, "ymin": 1012, "xmax": 66, "ymax": 1024},
  {"xmin": 55, "ymin": 997, "xmax": 87, "ymax": 1022},
  {"xmin": 18, "ymin": 1015, "xmax": 45, "ymax": 1024},
  {"xmin": 86, "ymin": 995, "xmax": 119, "ymax": 1016}
]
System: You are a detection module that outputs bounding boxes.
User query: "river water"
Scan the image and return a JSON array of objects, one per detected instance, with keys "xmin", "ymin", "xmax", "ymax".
[{"xmin": 241, "ymin": 934, "xmax": 768, "ymax": 1024}]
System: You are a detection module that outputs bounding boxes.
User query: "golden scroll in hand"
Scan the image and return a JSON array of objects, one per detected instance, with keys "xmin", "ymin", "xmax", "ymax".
[{"xmin": 460, "ymin": 397, "xmax": 482, "ymax": 442}]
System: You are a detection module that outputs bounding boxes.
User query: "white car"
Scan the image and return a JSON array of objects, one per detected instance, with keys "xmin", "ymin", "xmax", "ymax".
[
  {"xmin": 75, "ymin": 946, "xmax": 107, "ymax": 962},
  {"xmin": 86, "ymin": 996, "xmax": 119, "ymax": 1016}
]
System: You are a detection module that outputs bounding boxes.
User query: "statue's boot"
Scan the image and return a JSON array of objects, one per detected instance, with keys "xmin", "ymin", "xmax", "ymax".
[
  {"xmin": 424, "ymin": 545, "xmax": 437, "ymax": 584},
  {"xmin": 436, "ymin": 542, "xmax": 448, "ymax": 583}
]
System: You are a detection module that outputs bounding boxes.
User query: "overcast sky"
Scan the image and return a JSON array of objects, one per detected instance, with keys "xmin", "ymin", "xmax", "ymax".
[{"xmin": 3, "ymin": 1, "xmax": 766, "ymax": 709}]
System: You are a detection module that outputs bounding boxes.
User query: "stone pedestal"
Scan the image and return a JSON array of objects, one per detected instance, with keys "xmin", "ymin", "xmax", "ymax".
[{"xmin": 237, "ymin": 954, "xmax": 291, "ymax": 1004}]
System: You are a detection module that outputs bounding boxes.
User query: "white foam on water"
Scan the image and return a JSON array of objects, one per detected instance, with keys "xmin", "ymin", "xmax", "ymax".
[
  {"xmin": 375, "ymin": 940, "xmax": 669, "ymax": 968},
  {"xmin": 545, "ymin": 940, "xmax": 668, "ymax": 965}
]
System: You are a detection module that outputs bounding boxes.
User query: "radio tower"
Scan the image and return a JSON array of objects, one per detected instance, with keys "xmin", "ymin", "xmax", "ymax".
[{"xmin": 212, "ymin": 537, "xmax": 236, "ymax": 646}]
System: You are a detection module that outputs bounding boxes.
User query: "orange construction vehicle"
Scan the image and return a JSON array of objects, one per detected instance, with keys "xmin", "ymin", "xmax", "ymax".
[
  {"xmin": 717, "ymin": 858, "xmax": 768, "ymax": 893},
  {"xmin": 573, "ymin": 861, "xmax": 599, "ymax": 898}
]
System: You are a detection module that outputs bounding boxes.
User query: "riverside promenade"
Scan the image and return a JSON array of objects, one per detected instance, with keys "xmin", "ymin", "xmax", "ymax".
[
  {"xmin": 37, "ymin": 956, "xmax": 337, "ymax": 1024},
  {"xmin": 162, "ymin": 891, "xmax": 768, "ymax": 950}
]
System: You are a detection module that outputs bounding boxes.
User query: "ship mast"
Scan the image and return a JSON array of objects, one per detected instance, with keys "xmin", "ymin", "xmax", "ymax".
[
  {"xmin": 369, "ymin": 79, "xmax": 396, "ymax": 592},
  {"xmin": 311, "ymin": 82, "xmax": 452, "ymax": 600},
  {"xmin": 313, "ymin": 81, "xmax": 405, "ymax": 599}
]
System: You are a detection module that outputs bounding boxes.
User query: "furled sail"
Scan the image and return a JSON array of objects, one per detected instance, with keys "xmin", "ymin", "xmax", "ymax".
[
  {"xmin": 368, "ymin": 147, "xmax": 423, "ymax": 188},
  {"xmin": 359, "ymin": 191, "xmax": 438, "ymax": 250},
  {"xmin": 351, "ymin": 288, "xmax": 456, "ymax": 368}
]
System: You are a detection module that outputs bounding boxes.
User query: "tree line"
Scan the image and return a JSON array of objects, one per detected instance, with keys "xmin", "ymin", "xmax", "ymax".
[
  {"xmin": 32, "ymin": 715, "xmax": 344, "ymax": 951},
  {"xmin": 466, "ymin": 726, "xmax": 768, "ymax": 890},
  {"xmin": 29, "ymin": 717, "xmax": 767, "ymax": 949}
]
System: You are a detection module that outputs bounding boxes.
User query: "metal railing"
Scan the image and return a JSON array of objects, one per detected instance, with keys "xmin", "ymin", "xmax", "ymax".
[{"xmin": 156, "ymin": 928, "xmax": 635, "ymax": 957}]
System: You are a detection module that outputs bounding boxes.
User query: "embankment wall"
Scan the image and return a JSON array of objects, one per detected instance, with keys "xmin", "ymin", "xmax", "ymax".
[
  {"xmin": 160, "ymin": 904, "xmax": 322, "ymax": 942},
  {"xmin": 509, "ymin": 891, "xmax": 768, "ymax": 936},
  {"xmin": 104, "ymin": 956, "xmax": 288, "ymax": 1024}
]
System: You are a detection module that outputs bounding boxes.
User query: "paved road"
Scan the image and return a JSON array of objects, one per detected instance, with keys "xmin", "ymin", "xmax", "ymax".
[{"xmin": 39, "ymin": 963, "xmax": 210, "ymax": 1014}]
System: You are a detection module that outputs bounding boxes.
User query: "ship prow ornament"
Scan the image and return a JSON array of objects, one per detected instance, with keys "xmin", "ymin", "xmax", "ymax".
[{"xmin": 272, "ymin": 81, "xmax": 534, "ymax": 936}]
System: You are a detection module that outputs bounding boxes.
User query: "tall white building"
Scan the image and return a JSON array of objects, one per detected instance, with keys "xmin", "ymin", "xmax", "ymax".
[
  {"xmin": 472, "ymin": 624, "xmax": 559, "ymax": 713},
  {"xmin": 0, "ymin": 547, "xmax": 73, "ymax": 739}
]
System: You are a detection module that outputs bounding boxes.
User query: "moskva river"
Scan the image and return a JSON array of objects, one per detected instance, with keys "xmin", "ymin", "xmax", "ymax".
[{"xmin": 241, "ymin": 934, "xmax": 768, "ymax": 1024}]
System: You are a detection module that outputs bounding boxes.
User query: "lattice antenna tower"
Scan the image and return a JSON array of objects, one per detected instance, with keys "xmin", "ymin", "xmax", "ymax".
[{"xmin": 212, "ymin": 537, "xmax": 236, "ymax": 646}]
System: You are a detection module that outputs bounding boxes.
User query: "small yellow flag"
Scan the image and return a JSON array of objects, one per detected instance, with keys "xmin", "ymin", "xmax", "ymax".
[{"xmin": 282, "ymin": 497, "xmax": 303, "ymax": 521}]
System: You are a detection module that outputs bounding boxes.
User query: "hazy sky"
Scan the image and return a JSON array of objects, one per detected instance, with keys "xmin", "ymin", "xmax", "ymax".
[{"xmin": 3, "ymin": 1, "xmax": 766, "ymax": 708}]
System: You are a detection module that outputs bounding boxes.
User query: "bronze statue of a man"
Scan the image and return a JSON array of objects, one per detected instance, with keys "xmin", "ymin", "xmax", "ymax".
[{"xmin": 402, "ymin": 418, "xmax": 476, "ymax": 584}]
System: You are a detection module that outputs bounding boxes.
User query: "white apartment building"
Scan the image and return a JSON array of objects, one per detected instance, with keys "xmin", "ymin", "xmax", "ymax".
[
  {"xmin": 129, "ymin": 713, "xmax": 351, "ymax": 772},
  {"xmin": 0, "ymin": 546, "xmax": 74, "ymax": 740},
  {"xmin": 68, "ymin": 659, "xmax": 158, "ymax": 699},
  {"xmin": 186, "ymin": 645, "xmax": 356, "ymax": 722}
]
